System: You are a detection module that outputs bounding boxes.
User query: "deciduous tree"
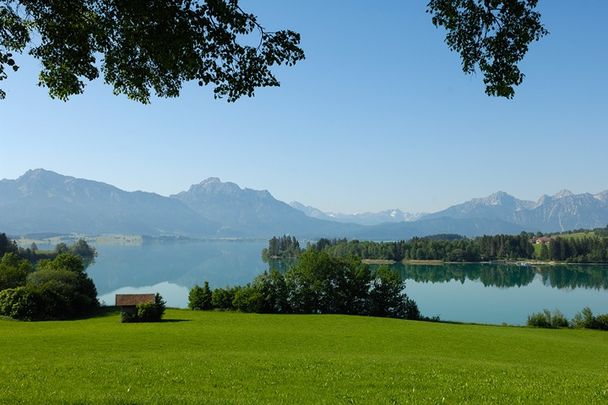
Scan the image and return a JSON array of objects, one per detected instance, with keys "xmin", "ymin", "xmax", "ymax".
[{"xmin": 0, "ymin": 0, "xmax": 546, "ymax": 102}]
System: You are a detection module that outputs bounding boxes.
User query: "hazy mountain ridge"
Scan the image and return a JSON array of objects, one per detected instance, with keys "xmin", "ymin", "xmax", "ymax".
[
  {"xmin": 396, "ymin": 190, "xmax": 608, "ymax": 233},
  {"xmin": 0, "ymin": 170, "xmax": 361, "ymax": 239},
  {"xmin": 0, "ymin": 169, "xmax": 218, "ymax": 236},
  {"xmin": 171, "ymin": 178, "xmax": 360, "ymax": 237},
  {"xmin": 289, "ymin": 202, "xmax": 425, "ymax": 226},
  {"xmin": 1, "ymin": 169, "xmax": 606, "ymax": 239},
  {"xmin": 518, "ymin": 191, "xmax": 608, "ymax": 232},
  {"xmin": 293, "ymin": 189, "xmax": 608, "ymax": 233}
]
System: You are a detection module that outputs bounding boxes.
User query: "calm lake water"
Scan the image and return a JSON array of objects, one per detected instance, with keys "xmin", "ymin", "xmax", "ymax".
[{"xmin": 88, "ymin": 240, "xmax": 608, "ymax": 325}]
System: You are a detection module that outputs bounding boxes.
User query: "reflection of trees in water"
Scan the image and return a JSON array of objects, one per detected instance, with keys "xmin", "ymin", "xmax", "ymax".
[
  {"xmin": 269, "ymin": 260, "xmax": 608, "ymax": 290},
  {"xmin": 388, "ymin": 264, "xmax": 608, "ymax": 290},
  {"xmin": 539, "ymin": 266, "xmax": 608, "ymax": 290},
  {"xmin": 391, "ymin": 264, "xmax": 534, "ymax": 288},
  {"xmin": 268, "ymin": 258, "xmax": 296, "ymax": 274}
]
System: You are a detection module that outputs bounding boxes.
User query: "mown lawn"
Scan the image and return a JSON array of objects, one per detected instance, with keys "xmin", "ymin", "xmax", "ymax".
[{"xmin": 1, "ymin": 309, "xmax": 607, "ymax": 404}]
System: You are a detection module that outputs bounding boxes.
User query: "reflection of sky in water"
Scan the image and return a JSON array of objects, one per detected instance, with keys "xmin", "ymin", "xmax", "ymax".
[
  {"xmin": 99, "ymin": 282, "xmax": 190, "ymax": 308},
  {"xmin": 88, "ymin": 241, "xmax": 608, "ymax": 325},
  {"xmin": 88, "ymin": 240, "xmax": 267, "ymax": 295}
]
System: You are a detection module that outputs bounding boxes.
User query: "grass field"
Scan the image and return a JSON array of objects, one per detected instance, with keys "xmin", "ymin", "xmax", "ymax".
[
  {"xmin": 1, "ymin": 309, "xmax": 607, "ymax": 404},
  {"xmin": 554, "ymin": 231, "xmax": 598, "ymax": 240}
]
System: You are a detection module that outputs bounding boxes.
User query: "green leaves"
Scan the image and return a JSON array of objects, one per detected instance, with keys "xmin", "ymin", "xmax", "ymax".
[
  {"xmin": 0, "ymin": 2, "xmax": 31, "ymax": 99},
  {"xmin": 428, "ymin": 0, "xmax": 548, "ymax": 98},
  {"xmin": 0, "ymin": 0, "xmax": 305, "ymax": 102},
  {"xmin": 1, "ymin": 1, "xmax": 546, "ymax": 101}
]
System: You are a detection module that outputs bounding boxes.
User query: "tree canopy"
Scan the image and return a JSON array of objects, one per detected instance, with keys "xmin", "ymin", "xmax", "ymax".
[
  {"xmin": 1, "ymin": 0, "xmax": 546, "ymax": 101},
  {"xmin": 428, "ymin": 0, "xmax": 547, "ymax": 98},
  {"xmin": 0, "ymin": 0, "xmax": 304, "ymax": 102}
]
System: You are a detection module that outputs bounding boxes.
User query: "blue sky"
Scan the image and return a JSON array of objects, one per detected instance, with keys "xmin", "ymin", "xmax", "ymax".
[{"xmin": 1, "ymin": 1, "xmax": 606, "ymax": 213}]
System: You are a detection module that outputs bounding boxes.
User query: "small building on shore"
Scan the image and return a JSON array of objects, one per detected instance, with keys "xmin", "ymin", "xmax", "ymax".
[
  {"xmin": 115, "ymin": 294, "xmax": 156, "ymax": 315},
  {"xmin": 533, "ymin": 236, "xmax": 553, "ymax": 245}
]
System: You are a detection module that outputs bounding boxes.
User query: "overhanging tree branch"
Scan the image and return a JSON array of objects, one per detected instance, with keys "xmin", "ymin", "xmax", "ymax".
[
  {"xmin": 0, "ymin": 0, "xmax": 305, "ymax": 103},
  {"xmin": 427, "ymin": 0, "xmax": 548, "ymax": 98}
]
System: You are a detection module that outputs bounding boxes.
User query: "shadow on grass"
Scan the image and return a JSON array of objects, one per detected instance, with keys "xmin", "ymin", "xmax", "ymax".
[
  {"xmin": 99, "ymin": 306, "xmax": 191, "ymax": 322},
  {"xmin": 90, "ymin": 306, "xmax": 122, "ymax": 318},
  {"xmin": 160, "ymin": 319, "xmax": 191, "ymax": 323}
]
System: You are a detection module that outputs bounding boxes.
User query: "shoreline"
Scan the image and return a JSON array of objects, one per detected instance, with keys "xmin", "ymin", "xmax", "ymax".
[{"xmin": 398, "ymin": 259, "xmax": 608, "ymax": 266}]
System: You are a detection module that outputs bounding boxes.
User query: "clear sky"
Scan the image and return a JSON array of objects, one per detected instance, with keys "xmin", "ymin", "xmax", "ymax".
[{"xmin": 1, "ymin": 1, "xmax": 606, "ymax": 214}]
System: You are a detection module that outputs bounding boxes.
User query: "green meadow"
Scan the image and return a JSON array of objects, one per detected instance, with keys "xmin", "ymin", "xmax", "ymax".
[{"xmin": 1, "ymin": 309, "xmax": 607, "ymax": 404}]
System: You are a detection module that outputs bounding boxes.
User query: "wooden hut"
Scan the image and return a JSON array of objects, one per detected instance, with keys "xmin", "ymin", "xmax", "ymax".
[{"xmin": 115, "ymin": 294, "xmax": 156, "ymax": 315}]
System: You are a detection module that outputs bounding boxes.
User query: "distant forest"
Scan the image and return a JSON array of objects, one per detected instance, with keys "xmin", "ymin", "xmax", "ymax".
[{"xmin": 263, "ymin": 227, "xmax": 608, "ymax": 264}]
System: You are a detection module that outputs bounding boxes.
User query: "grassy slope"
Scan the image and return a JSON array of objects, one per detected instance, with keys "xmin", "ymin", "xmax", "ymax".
[
  {"xmin": 563, "ymin": 231, "xmax": 599, "ymax": 238},
  {"xmin": 1, "ymin": 310, "xmax": 607, "ymax": 404}
]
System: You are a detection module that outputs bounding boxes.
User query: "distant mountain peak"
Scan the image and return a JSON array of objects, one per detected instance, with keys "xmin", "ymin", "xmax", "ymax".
[
  {"xmin": 0, "ymin": 169, "xmax": 218, "ymax": 236},
  {"xmin": 290, "ymin": 202, "xmax": 425, "ymax": 226},
  {"xmin": 471, "ymin": 191, "xmax": 517, "ymax": 207},
  {"xmin": 486, "ymin": 191, "xmax": 513, "ymax": 204},
  {"xmin": 19, "ymin": 168, "xmax": 67, "ymax": 180},
  {"xmin": 554, "ymin": 189, "xmax": 574, "ymax": 199},
  {"xmin": 594, "ymin": 191, "xmax": 608, "ymax": 202},
  {"xmin": 199, "ymin": 177, "xmax": 222, "ymax": 185},
  {"xmin": 184, "ymin": 177, "xmax": 242, "ymax": 195}
]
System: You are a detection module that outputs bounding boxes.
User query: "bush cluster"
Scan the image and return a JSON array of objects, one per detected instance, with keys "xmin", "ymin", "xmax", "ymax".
[
  {"xmin": 526, "ymin": 309, "xmax": 569, "ymax": 328},
  {"xmin": 121, "ymin": 294, "xmax": 166, "ymax": 323},
  {"xmin": 190, "ymin": 250, "xmax": 421, "ymax": 320},
  {"xmin": 188, "ymin": 281, "xmax": 213, "ymax": 310},
  {"xmin": 0, "ymin": 252, "xmax": 98, "ymax": 321},
  {"xmin": 570, "ymin": 307, "xmax": 608, "ymax": 331},
  {"xmin": 527, "ymin": 307, "xmax": 608, "ymax": 331}
]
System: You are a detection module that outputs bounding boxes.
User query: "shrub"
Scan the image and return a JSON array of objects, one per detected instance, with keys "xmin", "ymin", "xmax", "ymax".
[
  {"xmin": 527, "ymin": 309, "xmax": 568, "ymax": 328},
  {"xmin": 0, "ymin": 253, "xmax": 31, "ymax": 292},
  {"xmin": 189, "ymin": 281, "xmax": 212, "ymax": 310},
  {"xmin": 136, "ymin": 297, "xmax": 165, "ymax": 322},
  {"xmin": 121, "ymin": 294, "xmax": 166, "ymax": 323},
  {"xmin": 571, "ymin": 307, "xmax": 596, "ymax": 329},
  {"xmin": 212, "ymin": 287, "xmax": 238, "ymax": 310},
  {"xmin": 368, "ymin": 266, "xmax": 419, "ymax": 320},
  {"xmin": 550, "ymin": 309, "xmax": 569, "ymax": 328},
  {"xmin": 251, "ymin": 269, "xmax": 290, "ymax": 313},
  {"xmin": 121, "ymin": 310, "xmax": 136, "ymax": 323},
  {"xmin": 0, "ymin": 287, "xmax": 41, "ymax": 321},
  {"xmin": 232, "ymin": 285, "xmax": 264, "ymax": 313},
  {"xmin": 572, "ymin": 307, "xmax": 608, "ymax": 331},
  {"xmin": 527, "ymin": 310, "xmax": 552, "ymax": 328},
  {"xmin": 595, "ymin": 314, "xmax": 608, "ymax": 331},
  {"xmin": 403, "ymin": 297, "xmax": 421, "ymax": 321},
  {"xmin": 26, "ymin": 266, "xmax": 98, "ymax": 319}
]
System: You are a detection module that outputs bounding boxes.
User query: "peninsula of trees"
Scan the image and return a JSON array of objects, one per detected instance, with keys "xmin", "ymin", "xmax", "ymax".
[{"xmin": 264, "ymin": 227, "xmax": 608, "ymax": 264}]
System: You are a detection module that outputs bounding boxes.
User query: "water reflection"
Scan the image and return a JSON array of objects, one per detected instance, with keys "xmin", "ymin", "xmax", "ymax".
[
  {"xmin": 88, "ymin": 240, "xmax": 267, "ymax": 295},
  {"xmin": 99, "ymin": 282, "xmax": 189, "ymax": 308},
  {"xmin": 87, "ymin": 241, "xmax": 608, "ymax": 323},
  {"xmin": 390, "ymin": 263, "xmax": 608, "ymax": 290}
]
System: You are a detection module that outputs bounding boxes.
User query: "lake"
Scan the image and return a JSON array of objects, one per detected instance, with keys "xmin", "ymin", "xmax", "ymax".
[{"xmin": 89, "ymin": 240, "xmax": 608, "ymax": 325}]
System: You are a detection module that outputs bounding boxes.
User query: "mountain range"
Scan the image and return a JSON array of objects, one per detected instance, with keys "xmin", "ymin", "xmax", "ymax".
[
  {"xmin": 1, "ymin": 169, "xmax": 607, "ymax": 240},
  {"xmin": 289, "ymin": 202, "xmax": 425, "ymax": 225}
]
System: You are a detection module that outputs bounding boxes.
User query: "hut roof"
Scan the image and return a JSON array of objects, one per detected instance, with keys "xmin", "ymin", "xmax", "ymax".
[{"xmin": 115, "ymin": 294, "xmax": 156, "ymax": 306}]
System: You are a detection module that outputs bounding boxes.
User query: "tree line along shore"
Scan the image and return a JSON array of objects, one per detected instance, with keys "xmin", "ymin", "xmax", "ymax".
[{"xmin": 263, "ymin": 228, "xmax": 608, "ymax": 264}]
